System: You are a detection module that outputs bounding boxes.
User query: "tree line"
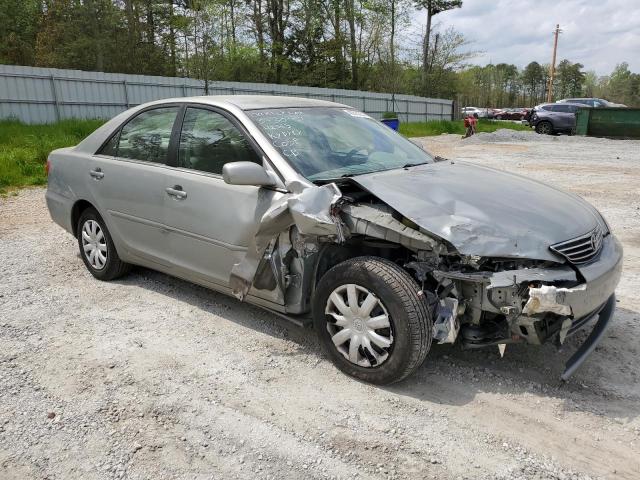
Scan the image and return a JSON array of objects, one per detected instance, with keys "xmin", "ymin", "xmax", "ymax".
[{"xmin": 1, "ymin": 0, "xmax": 638, "ymax": 108}]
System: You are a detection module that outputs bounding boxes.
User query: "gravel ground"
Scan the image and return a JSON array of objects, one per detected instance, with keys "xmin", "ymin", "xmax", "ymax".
[{"xmin": 1, "ymin": 130, "xmax": 639, "ymax": 480}]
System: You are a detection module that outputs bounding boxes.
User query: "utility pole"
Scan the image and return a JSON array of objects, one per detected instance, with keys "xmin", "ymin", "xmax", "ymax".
[{"xmin": 546, "ymin": 24, "xmax": 561, "ymax": 102}]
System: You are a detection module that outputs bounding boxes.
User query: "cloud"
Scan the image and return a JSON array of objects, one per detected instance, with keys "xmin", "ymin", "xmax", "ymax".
[{"xmin": 412, "ymin": 0, "xmax": 640, "ymax": 75}]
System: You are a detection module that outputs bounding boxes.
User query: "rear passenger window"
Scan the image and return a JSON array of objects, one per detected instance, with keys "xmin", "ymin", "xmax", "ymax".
[
  {"xmin": 178, "ymin": 108, "xmax": 260, "ymax": 175},
  {"xmin": 115, "ymin": 107, "xmax": 179, "ymax": 163}
]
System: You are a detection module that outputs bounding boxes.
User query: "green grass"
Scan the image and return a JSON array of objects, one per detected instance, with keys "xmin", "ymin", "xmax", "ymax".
[
  {"xmin": 0, "ymin": 119, "xmax": 104, "ymax": 194},
  {"xmin": 400, "ymin": 119, "xmax": 531, "ymax": 137}
]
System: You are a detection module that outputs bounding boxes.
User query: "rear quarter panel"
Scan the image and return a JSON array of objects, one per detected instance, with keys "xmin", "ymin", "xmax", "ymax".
[{"xmin": 46, "ymin": 147, "xmax": 103, "ymax": 235}]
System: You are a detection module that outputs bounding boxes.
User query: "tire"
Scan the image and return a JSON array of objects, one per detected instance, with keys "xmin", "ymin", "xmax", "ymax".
[
  {"xmin": 313, "ymin": 257, "xmax": 432, "ymax": 385},
  {"xmin": 535, "ymin": 121, "xmax": 554, "ymax": 135},
  {"xmin": 77, "ymin": 207, "xmax": 130, "ymax": 281}
]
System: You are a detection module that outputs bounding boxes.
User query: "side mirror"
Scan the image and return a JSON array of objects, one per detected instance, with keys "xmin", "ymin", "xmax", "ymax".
[{"xmin": 222, "ymin": 161, "xmax": 277, "ymax": 187}]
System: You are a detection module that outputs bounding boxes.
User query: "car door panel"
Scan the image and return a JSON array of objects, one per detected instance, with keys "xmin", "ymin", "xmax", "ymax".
[
  {"xmin": 162, "ymin": 106, "xmax": 285, "ymax": 303},
  {"xmin": 162, "ymin": 170, "xmax": 283, "ymax": 288},
  {"xmin": 86, "ymin": 106, "xmax": 180, "ymax": 265},
  {"xmin": 88, "ymin": 156, "xmax": 171, "ymax": 265}
]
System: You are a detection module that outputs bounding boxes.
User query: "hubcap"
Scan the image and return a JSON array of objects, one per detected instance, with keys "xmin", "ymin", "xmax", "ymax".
[
  {"xmin": 81, "ymin": 220, "xmax": 107, "ymax": 270},
  {"xmin": 325, "ymin": 284, "xmax": 394, "ymax": 368}
]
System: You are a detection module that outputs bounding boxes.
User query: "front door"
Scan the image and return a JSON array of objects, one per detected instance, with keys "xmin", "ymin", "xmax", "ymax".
[{"xmin": 162, "ymin": 106, "xmax": 284, "ymax": 299}]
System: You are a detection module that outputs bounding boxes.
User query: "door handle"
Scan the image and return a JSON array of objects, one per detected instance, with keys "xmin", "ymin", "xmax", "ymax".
[
  {"xmin": 89, "ymin": 168, "xmax": 104, "ymax": 180},
  {"xmin": 166, "ymin": 186, "xmax": 187, "ymax": 199}
]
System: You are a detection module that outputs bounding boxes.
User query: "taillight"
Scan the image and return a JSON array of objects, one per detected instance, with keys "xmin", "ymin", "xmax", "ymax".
[{"xmin": 45, "ymin": 159, "xmax": 51, "ymax": 176}]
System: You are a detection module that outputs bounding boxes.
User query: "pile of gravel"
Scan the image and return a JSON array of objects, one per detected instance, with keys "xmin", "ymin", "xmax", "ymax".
[{"xmin": 464, "ymin": 129, "xmax": 543, "ymax": 143}]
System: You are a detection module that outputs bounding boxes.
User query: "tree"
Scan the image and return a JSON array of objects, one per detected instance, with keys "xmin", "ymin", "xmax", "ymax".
[
  {"xmin": 0, "ymin": 0, "xmax": 41, "ymax": 65},
  {"xmin": 414, "ymin": 0, "xmax": 462, "ymax": 94},
  {"xmin": 521, "ymin": 61, "xmax": 544, "ymax": 105},
  {"xmin": 555, "ymin": 59, "xmax": 585, "ymax": 99}
]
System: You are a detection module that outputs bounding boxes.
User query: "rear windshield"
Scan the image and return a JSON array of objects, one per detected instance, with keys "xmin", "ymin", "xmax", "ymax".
[{"xmin": 246, "ymin": 107, "xmax": 433, "ymax": 182}]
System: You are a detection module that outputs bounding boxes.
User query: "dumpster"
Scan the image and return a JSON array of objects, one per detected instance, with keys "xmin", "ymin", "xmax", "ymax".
[{"xmin": 576, "ymin": 107, "xmax": 640, "ymax": 138}]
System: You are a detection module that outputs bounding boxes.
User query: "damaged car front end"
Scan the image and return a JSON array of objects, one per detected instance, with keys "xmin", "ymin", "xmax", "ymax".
[{"xmin": 236, "ymin": 105, "xmax": 622, "ymax": 384}]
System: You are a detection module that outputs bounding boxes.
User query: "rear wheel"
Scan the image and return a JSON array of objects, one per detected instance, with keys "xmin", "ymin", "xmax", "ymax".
[
  {"xmin": 535, "ymin": 121, "xmax": 554, "ymax": 135},
  {"xmin": 313, "ymin": 257, "xmax": 432, "ymax": 385},
  {"xmin": 77, "ymin": 208, "xmax": 130, "ymax": 281}
]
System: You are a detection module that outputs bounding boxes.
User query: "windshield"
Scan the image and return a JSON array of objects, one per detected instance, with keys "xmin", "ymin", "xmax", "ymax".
[{"xmin": 246, "ymin": 107, "xmax": 433, "ymax": 181}]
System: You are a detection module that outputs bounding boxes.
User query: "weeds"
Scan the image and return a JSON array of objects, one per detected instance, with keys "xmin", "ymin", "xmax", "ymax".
[{"xmin": 0, "ymin": 119, "xmax": 104, "ymax": 194}]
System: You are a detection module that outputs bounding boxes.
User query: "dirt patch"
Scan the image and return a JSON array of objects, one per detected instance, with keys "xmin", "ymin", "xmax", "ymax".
[{"xmin": 2, "ymin": 132, "xmax": 640, "ymax": 479}]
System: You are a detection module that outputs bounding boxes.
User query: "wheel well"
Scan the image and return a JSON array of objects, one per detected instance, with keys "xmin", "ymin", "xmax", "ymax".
[
  {"xmin": 71, "ymin": 200, "xmax": 95, "ymax": 238},
  {"xmin": 313, "ymin": 241, "xmax": 414, "ymax": 288}
]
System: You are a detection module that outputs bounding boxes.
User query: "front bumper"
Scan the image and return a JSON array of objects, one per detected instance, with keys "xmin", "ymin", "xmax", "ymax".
[
  {"xmin": 561, "ymin": 234, "xmax": 623, "ymax": 319},
  {"xmin": 508, "ymin": 234, "xmax": 622, "ymax": 379},
  {"xmin": 486, "ymin": 234, "xmax": 623, "ymax": 322},
  {"xmin": 561, "ymin": 294, "xmax": 615, "ymax": 380},
  {"xmin": 457, "ymin": 234, "xmax": 622, "ymax": 378}
]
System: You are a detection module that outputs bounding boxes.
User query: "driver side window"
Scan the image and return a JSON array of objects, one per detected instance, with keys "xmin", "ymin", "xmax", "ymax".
[{"xmin": 178, "ymin": 108, "xmax": 260, "ymax": 175}]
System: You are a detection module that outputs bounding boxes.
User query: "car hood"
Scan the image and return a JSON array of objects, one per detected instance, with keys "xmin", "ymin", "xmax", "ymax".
[{"xmin": 351, "ymin": 161, "xmax": 600, "ymax": 261}]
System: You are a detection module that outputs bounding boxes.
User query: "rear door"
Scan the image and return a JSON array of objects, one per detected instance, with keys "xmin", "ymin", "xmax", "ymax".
[
  {"xmin": 551, "ymin": 104, "xmax": 574, "ymax": 130},
  {"xmin": 88, "ymin": 106, "xmax": 180, "ymax": 266},
  {"xmin": 162, "ymin": 106, "xmax": 285, "ymax": 298}
]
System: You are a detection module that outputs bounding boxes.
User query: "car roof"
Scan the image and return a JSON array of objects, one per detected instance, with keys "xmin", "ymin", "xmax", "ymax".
[
  {"xmin": 538, "ymin": 102, "xmax": 590, "ymax": 108},
  {"xmin": 148, "ymin": 95, "xmax": 348, "ymax": 111},
  {"xmin": 557, "ymin": 98, "xmax": 603, "ymax": 102}
]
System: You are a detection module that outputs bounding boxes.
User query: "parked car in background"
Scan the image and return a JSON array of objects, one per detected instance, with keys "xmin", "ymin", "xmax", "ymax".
[
  {"xmin": 46, "ymin": 96, "xmax": 621, "ymax": 385},
  {"xmin": 494, "ymin": 108, "xmax": 528, "ymax": 121},
  {"xmin": 529, "ymin": 102, "xmax": 590, "ymax": 135},
  {"xmin": 556, "ymin": 98, "xmax": 627, "ymax": 108},
  {"xmin": 461, "ymin": 107, "xmax": 487, "ymax": 118}
]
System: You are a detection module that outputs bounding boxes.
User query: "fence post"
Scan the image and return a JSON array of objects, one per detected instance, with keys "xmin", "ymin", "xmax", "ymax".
[
  {"xmin": 182, "ymin": 83, "xmax": 187, "ymax": 97},
  {"xmin": 49, "ymin": 75, "xmax": 60, "ymax": 121},
  {"xmin": 123, "ymin": 80, "xmax": 129, "ymax": 108}
]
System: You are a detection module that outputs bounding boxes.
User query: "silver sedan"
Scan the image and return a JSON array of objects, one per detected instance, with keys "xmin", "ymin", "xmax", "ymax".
[{"xmin": 46, "ymin": 96, "xmax": 622, "ymax": 384}]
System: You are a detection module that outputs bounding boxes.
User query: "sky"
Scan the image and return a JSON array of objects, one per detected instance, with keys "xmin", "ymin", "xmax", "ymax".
[{"xmin": 415, "ymin": 0, "xmax": 640, "ymax": 75}]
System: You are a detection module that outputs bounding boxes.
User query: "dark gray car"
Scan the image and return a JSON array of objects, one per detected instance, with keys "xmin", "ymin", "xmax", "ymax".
[
  {"xmin": 557, "ymin": 97, "xmax": 627, "ymax": 108},
  {"xmin": 529, "ymin": 102, "xmax": 588, "ymax": 135},
  {"xmin": 45, "ymin": 96, "xmax": 622, "ymax": 384}
]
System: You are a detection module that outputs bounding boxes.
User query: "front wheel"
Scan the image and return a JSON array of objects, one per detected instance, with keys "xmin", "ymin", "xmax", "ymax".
[
  {"xmin": 313, "ymin": 257, "xmax": 432, "ymax": 385},
  {"xmin": 535, "ymin": 121, "xmax": 554, "ymax": 135}
]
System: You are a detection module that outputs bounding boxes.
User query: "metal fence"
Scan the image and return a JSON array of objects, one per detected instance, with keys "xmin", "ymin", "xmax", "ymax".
[{"xmin": 0, "ymin": 64, "xmax": 453, "ymax": 124}]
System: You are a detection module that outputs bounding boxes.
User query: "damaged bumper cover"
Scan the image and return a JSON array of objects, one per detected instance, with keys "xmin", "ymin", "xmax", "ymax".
[
  {"xmin": 506, "ymin": 234, "xmax": 622, "ymax": 321},
  {"xmin": 436, "ymin": 234, "xmax": 623, "ymax": 379}
]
